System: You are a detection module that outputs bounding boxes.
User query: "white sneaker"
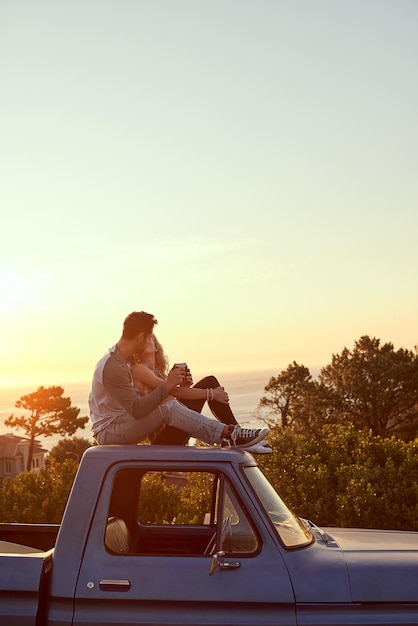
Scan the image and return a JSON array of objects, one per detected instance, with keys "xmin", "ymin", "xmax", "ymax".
[{"xmin": 243, "ymin": 443, "xmax": 272, "ymax": 454}]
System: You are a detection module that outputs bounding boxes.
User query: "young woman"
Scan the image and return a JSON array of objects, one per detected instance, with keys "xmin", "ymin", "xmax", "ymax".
[
  {"xmin": 130, "ymin": 335, "xmax": 271, "ymax": 452},
  {"xmin": 90, "ymin": 311, "xmax": 268, "ymax": 449}
]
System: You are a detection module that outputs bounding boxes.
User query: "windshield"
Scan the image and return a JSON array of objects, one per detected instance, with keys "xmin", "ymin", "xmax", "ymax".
[{"xmin": 243, "ymin": 466, "xmax": 312, "ymax": 548}]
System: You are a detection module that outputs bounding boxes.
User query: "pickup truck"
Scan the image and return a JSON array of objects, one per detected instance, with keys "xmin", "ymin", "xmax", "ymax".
[{"xmin": 0, "ymin": 445, "xmax": 417, "ymax": 626}]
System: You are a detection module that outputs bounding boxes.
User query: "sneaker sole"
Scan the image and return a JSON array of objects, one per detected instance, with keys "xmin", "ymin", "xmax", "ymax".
[
  {"xmin": 243, "ymin": 444, "xmax": 272, "ymax": 454},
  {"xmin": 233, "ymin": 428, "xmax": 270, "ymax": 448}
]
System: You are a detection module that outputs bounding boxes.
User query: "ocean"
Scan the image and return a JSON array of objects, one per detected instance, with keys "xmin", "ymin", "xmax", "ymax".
[{"xmin": 0, "ymin": 369, "xmax": 278, "ymax": 451}]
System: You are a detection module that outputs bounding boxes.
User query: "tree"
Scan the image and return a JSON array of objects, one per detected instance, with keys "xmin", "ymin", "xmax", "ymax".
[
  {"xmin": 256, "ymin": 423, "xmax": 418, "ymax": 531},
  {"xmin": 137, "ymin": 473, "xmax": 185, "ymax": 525},
  {"xmin": 259, "ymin": 336, "xmax": 418, "ymax": 440},
  {"xmin": 5, "ymin": 386, "xmax": 89, "ymax": 470},
  {"xmin": 0, "ymin": 459, "xmax": 78, "ymax": 523},
  {"xmin": 259, "ymin": 362, "xmax": 313, "ymax": 428},
  {"xmin": 137, "ymin": 472, "xmax": 214, "ymax": 525},
  {"xmin": 258, "ymin": 362, "xmax": 328, "ymax": 437},
  {"xmin": 319, "ymin": 336, "xmax": 418, "ymax": 439},
  {"xmin": 48, "ymin": 436, "xmax": 95, "ymax": 464}
]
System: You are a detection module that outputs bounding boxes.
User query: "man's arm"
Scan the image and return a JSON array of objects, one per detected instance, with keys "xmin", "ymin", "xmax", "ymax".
[{"xmin": 103, "ymin": 358, "xmax": 168, "ymax": 419}]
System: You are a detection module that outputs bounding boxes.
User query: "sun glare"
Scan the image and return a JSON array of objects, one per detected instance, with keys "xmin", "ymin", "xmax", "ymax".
[{"xmin": 0, "ymin": 268, "xmax": 38, "ymax": 312}]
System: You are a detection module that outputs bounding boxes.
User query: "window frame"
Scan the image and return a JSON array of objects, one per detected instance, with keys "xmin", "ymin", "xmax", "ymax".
[{"xmin": 104, "ymin": 462, "xmax": 261, "ymax": 558}]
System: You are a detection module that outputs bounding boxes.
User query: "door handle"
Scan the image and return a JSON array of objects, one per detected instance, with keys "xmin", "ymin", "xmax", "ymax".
[
  {"xmin": 99, "ymin": 578, "xmax": 131, "ymax": 591},
  {"xmin": 218, "ymin": 560, "xmax": 241, "ymax": 571}
]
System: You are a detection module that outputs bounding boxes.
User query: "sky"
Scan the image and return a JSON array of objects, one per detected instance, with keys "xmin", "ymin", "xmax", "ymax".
[{"xmin": 1, "ymin": 0, "xmax": 417, "ymax": 392}]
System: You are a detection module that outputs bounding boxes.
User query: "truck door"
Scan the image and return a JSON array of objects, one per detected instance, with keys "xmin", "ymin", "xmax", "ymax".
[{"xmin": 73, "ymin": 463, "xmax": 296, "ymax": 626}]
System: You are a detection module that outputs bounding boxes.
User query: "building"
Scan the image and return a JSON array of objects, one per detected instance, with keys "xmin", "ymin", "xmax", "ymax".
[{"xmin": 0, "ymin": 433, "xmax": 47, "ymax": 481}]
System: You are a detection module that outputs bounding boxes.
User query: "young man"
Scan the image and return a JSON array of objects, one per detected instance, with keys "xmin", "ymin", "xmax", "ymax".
[{"xmin": 89, "ymin": 311, "xmax": 269, "ymax": 448}]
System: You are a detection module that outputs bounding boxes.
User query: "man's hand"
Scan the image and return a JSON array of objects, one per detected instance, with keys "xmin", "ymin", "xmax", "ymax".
[{"xmin": 164, "ymin": 366, "xmax": 186, "ymax": 393}]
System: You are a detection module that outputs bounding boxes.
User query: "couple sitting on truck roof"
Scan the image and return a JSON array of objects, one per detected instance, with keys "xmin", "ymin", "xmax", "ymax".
[{"xmin": 89, "ymin": 311, "xmax": 270, "ymax": 453}]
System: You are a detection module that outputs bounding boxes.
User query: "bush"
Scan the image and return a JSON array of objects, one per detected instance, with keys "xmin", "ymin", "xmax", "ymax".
[
  {"xmin": 257, "ymin": 423, "xmax": 418, "ymax": 530},
  {"xmin": 0, "ymin": 459, "xmax": 78, "ymax": 523}
]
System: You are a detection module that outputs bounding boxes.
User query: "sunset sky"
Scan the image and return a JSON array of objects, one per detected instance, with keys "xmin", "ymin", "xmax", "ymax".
[{"xmin": 1, "ymin": 0, "xmax": 417, "ymax": 391}]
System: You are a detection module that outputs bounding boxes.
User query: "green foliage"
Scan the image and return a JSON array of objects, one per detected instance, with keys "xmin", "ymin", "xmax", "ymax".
[
  {"xmin": 48, "ymin": 436, "xmax": 95, "ymax": 463},
  {"xmin": 259, "ymin": 336, "xmax": 418, "ymax": 440},
  {"xmin": 174, "ymin": 472, "xmax": 214, "ymax": 525},
  {"xmin": 320, "ymin": 336, "xmax": 418, "ymax": 439},
  {"xmin": 138, "ymin": 473, "xmax": 184, "ymax": 524},
  {"xmin": 5, "ymin": 386, "xmax": 89, "ymax": 470},
  {"xmin": 259, "ymin": 362, "xmax": 315, "ymax": 430},
  {"xmin": 138, "ymin": 472, "xmax": 214, "ymax": 525},
  {"xmin": 0, "ymin": 459, "xmax": 78, "ymax": 523},
  {"xmin": 257, "ymin": 423, "xmax": 418, "ymax": 531}
]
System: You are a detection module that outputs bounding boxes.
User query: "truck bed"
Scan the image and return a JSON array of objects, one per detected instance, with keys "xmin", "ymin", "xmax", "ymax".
[{"xmin": 0, "ymin": 523, "xmax": 59, "ymax": 551}]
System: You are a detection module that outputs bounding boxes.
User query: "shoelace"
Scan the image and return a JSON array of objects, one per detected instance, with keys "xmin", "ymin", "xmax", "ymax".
[{"xmin": 230, "ymin": 427, "xmax": 258, "ymax": 445}]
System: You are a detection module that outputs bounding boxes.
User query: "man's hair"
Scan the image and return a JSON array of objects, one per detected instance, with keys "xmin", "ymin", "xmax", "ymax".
[{"xmin": 122, "ymin": 311, "xmax": 158, "ymax": 340}]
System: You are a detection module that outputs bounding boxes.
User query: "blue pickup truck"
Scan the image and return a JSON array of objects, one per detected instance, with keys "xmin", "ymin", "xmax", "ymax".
[{"xmin": 0, "ymin": 445, "xmax": 417, "ymax": 625}]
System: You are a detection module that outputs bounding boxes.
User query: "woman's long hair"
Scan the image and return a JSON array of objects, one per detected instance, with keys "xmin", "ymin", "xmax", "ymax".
[
  {"xmin": 153, "ymin": 335, "xmax": 169, "ymax": 377},
  {"xmin": 129, "ymin": 335, "xmax": 169, "ymax": 378}
]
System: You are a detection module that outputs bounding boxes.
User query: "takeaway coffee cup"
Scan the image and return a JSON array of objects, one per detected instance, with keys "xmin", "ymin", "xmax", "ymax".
[{"xmin": 174, "ymin": 363, "xmax": 192, "ymax": 386}]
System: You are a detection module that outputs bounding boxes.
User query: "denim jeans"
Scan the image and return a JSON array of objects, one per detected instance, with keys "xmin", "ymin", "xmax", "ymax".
[
  {"xmin": 153, "ymin": 376, "xmax": 238, "ymax": 445},
  {"xmin": 95, "ymin": 398, "xmax": 225, "ymax": 445}
]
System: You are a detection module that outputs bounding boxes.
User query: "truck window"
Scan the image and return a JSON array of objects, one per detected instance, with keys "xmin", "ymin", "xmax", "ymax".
[
  {"xmin": 137, "ymin": 470, "xmax": 258, "ymax": 556},
  {"xmin": 105, "ymin": 468, "xmax": 259, "ymax": 557},
  {"xmin": 243, "ymin": 466, "xmax": 312, "ymax": 548}
]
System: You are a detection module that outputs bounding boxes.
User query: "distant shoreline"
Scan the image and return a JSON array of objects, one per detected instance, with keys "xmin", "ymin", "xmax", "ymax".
[
  {"xmin": 0, "ymin": 368, "xmax": 288, "ymax": 406},
  {"xmin": 0, "ymin": 368, "xmax": 285, "ymax": 451}
]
